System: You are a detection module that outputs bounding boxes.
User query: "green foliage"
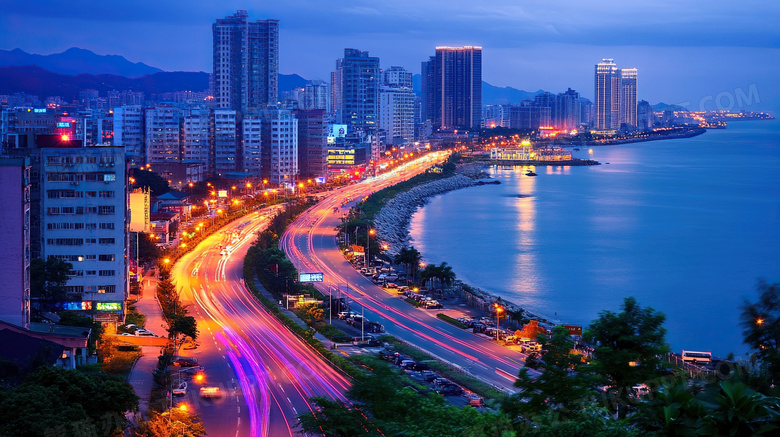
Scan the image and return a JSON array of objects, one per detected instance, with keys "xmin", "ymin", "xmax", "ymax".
[
  {"xmin": 135, "ymin": 408, "xmax": 207, "ymax": 437},
  {"xmin": 137, "ymin": 232, "xmax": 161, "ymax": 265},
  {"xmin": 394, "ymin": 246, "xmax": 422, "ymax": 280},
  {"xmin": 59, "ymin": 310, "xmax": 103, "ymax": 353},
  {"xmin": 524, "ymin": 406, "xmax": 640, "ymax": 437},
  {"xmin": 405, "ymin": 297, "xmax": 422, "ymax": 307},
  {"xmin": 584, "ymin": 297, "xmax": 669, "ymax": 417},
  {"xmin": 437, "ymin": 313, "xmax": 468, "ymax": 329},
  {"xmin": 298, "ymin": 396, "xmax": 380, "ymax": 437},
  {"xmin": 130, "ymin": 168, "xmax": 170, "ymax": 197},
  {"xmin": 740, "ymin": 279, "xmax": 780, "ymax": 386},
  {"xmin": 505, "ymin": 326, "xmax": 597, "ymax": 421},
  {"xmin": 0, "ymin": 366, "xmax": 138, "ymax": 437},
  {"xmin": 169, "ymin": 315, "xmax": 199, "ymax": 340},
  {"xmin": 420, "ymin": 262, "xmax": 456, "ymax": 290},
  {"xmin": 30, "ymin": 256, "xmax": 74, "ymax": 313},
  {"xmin": 124, "ymin": 303, "xmax": 147, "ymax": 328}
]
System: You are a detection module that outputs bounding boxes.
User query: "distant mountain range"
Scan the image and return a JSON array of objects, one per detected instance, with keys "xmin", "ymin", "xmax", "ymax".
[
  {"xmin": 0, "ymin": 48, "xmax": 163, "ymax": 78},
  {"xmin": 412, "ymin": 74, "xmax": 544, "ymax": 105},
  {"xmin": 651, "ymin": 102, "xmax": 690, "ymax": 112}
]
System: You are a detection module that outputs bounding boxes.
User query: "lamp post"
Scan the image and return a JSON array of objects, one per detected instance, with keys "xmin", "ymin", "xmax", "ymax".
[
  {"xmin": 494, "ymin": 303, "xmax": 503, "ymax": 342},
  {"xmin": 366, "ymin": 228, "xmax": 375, "ymax": 267}
]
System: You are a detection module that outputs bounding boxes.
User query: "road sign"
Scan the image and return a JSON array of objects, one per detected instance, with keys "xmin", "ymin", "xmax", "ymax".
[{"xmin": 299, "ymin": 272, "xmax": 324, "ymax": 283}]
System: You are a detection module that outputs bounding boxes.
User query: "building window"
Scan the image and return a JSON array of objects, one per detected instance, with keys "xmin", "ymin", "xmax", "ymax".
[
  {"xmin": 98, "ymin": 254, "xmax": 115, "ymax": 261},
  {"xmin": 98, "ymin": 238, "xmax": 115, "ymax": 245},
  {"xmin": 98, "ymin": 270, "xmax": 115, "ymax": 277},
  {"xmin": 98, "ymin": 285, "xmax": 116, "ymax": 293},
  {"xmin": 98, "ymin": 206, "xmax": 115, "ymax": 215}
]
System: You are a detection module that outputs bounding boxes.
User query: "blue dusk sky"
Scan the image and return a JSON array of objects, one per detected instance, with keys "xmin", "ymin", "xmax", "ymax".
[{"xmin": 2, "ymin": 0, "xmax": 778, "ymax": 111}]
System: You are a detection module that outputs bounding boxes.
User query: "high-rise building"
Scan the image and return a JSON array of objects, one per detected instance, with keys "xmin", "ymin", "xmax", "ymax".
[
  {"xmin": 421, "ymin": 46, "xmax": 482, "ymax": 130},
  {"xmin": 595, "ymin": 58, "xmax": 621, "ymax": 130},
  {"xmin": 0, "ymin": 157, "xmax": 31, "ymax": 329},
  {"xmin": 379, "ymin": 86, "xmax": 415, "ymax": 146},
  {"xmin": 113, "ymin": 105, "xmax": 144, "ymax": 166},
  {"xmin": 556, "ymin": 88, "xmax": 582, "ymax": 131},
  {"xmin": 241, "ymin": 112, "xmax": 263, "ymax": 176},
  {"xmin": 144, "ymin": 106, "xmax": 182, "ymax": 164},
  {"xmin": 212, "ymin": 10, "xmax": 279, "ymax": 112},
  {"xmin": 182, "ymin": 108, "xmax": 212, "ymax": 167},
  {"xmin": 332, "ymin": 49, "xmax": 380, "ymax": 137},
  {"xmin": 212, "ymin": 109, "xmax": 238, "ymax": 176},
  {"xmin": 637, "ymin": 100, "xmax": 654, "ymax": 131},
  {"xmin": 595, "ymin": 59, "xmax": 638, "ymax": 130},
  {"xmin": 260, "ymin": 108, "xmax": 298, "ymax": 184},
  {"xmin": 382, "ymin": 66, "xmax": 413, "ymax": 89},
  {"xmin": 621, "ymin": 68, "xmax": 638, "ymax": 127},
  {"xmin": 294, "ymin": 109, "xmax": 328, "ymax": 179},
  {"xmin": 304, "ymin": 80, "xmax": 329, "ymax": 111}
]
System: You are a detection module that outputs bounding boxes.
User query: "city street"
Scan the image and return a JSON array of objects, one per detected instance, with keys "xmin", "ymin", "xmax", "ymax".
[
  {"xmin": 281, "ymin": 153, "xmax": 527, "ymax": 393},
  {"xmin": 170, "ymin": 206, "xmax": 351, "ymax": 437}
]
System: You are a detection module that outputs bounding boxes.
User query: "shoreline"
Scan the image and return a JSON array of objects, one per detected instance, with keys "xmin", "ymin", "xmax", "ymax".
[{"xmin": 373, "ymin": 164, "xmax": 557, "ymax": 325}]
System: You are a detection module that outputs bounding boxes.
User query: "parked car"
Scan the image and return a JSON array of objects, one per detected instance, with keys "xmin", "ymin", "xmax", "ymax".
[
  {"xmin": 420, "ymin": 370, "xmax": 437, "ymax": 381},
  {"xmin": 172, "ymin": 382, "xmax": 188, "ymax": 396},
  {"xmin": 135, "ymin": 329, "xmax": 155, "ymax": 337},
  {"xmin": 467, "ymin": 393, "xmax": 483, "ymax": 407},
  {"xmin": 173, "ymin": 356, "xmax": 199, "ymax": 367}
]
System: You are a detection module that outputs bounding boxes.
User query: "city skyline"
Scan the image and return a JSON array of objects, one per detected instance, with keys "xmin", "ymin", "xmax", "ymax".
[{"xmin": 2, "ymin": 1, "xmax": 778, "ymax": 113}]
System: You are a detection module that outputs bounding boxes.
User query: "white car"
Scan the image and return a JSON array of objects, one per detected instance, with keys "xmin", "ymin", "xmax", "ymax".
[
  {"xmin": 172, "ymin": 382, "xmax": 187, "ymax": 396},
  {"xmin": 135, "ymin": 329, "xmax": 155, "ymax": 337}
]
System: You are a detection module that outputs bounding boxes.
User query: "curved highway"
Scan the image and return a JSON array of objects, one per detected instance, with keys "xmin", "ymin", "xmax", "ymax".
[
  {"xmin": 281, "ymin": 152, "xmax": 527, "ymax": 393},
  {"xmin": 171, "ymin": 206, "xmax": 351, "ymax": 436}
]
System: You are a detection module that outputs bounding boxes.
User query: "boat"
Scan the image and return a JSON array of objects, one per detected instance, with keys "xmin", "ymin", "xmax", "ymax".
[{"xmin": 525, "ymin": 171, "xmax": 537, "ymax": 177}]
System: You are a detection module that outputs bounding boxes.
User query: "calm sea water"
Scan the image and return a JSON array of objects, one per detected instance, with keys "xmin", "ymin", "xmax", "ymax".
[{"xmin": 409, "ymin": 120, "xmax": 780, "ymax": 357}]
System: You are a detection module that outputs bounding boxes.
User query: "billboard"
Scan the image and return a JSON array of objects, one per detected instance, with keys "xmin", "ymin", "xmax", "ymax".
[
  {"xmin": 330, "ymin": 124, "xmax": 348, "ymax": 138},
  {"xmin": 299, "ymin": 272, "xmax": 324, "ymax": 283},
  {"xmin": 96, "ymin": 302, "xmax": 123, "ymax": 312},
  {"xmin": 218, "ymin": 190, "xmax": 228, "ymax": 198},
  {"xmin": 562, "ymin": 325, "xmax": 583, "ymax": 336}
]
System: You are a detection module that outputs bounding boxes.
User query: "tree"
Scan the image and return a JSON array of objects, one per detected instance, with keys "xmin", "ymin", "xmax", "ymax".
[
  {"xmin": 505, "ymin": 325, "xmax": 596, "ymax": 422},
  {"xmin": 583, "ymin": 297, "xmax": 669, "ymax": 418},
  {"xmin": 169, "ymin": 315, "xmax": 198, "ymax": 341},
  {"xmin": 137, "ymin": 232, "xmax": 161, "ymax": 266},
  {"xmin": 393, "ymin": 247, "xmax": 422, "ymax": 280},
  {"xmin": 30, "ymin": 256, "xmax": 74, "ymax": 313},
  {"xmin": 740, "ymin": 279, "xmax": 780, "ymax": 383},
  {"xmin": 0, "ymin": 366, "xmax": 138, "ymax": 437},
  {"xmin": 59, "ymin": 311, "xmax": 103, "ymax": 353},
  {"xmin": 130, "ymin": 168, "xmax": 169, "ymax": 197},
  {"xmin": 518, "ymin": 320, "xmax": 547, "ymax": 342},
  {"xmin": 297, "ymin": 396, "xmax": 379, "ymax": 437},
  {"xmin": 135, "ymin": 408, "xmax": 207, "ymax": 437}
]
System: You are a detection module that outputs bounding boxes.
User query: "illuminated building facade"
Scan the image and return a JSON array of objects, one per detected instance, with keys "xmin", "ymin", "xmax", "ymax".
[
  {"xmin": 0, "ymin": 157, "xmax": 31, "ymax": 329},
  {"xmin": 595, "ymin": 58, "xmax": 621, "ymax": 130},
  {"xmin": 260, "ymin": 108, "xmax": 298, "ymax": 184},
  {"xmin": 113, "ymin": 105, "xmax": 144, "ymax": 166},
  {"xmin": 332, "ymin": 48, "xmax": 380, "ymax": 137},
  {"xmin": 144, "ymin": 105, "xmax": 182, "ymax": 164},
  {"xmin": 620, "ymin": 68, "xmax": 638, "ymax": 127}
]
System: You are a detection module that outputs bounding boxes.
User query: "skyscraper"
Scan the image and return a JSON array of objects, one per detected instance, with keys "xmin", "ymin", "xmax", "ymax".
[
  {"xmin": 332, "ymin": 49, "xmax": 380, "ymax": 137},
  {"xmin": 595, "ymin": 58, "xmax": 621, "ymax": 130},
  {"xmin": 422, "ymin": 46, "xmax": 482, "ymax": 130},
  {"xmin": 620, "ymin": 68, "xmax": 638, "ymax": 127},
  {"xmin": 380, "ymin": 66, "xmax": 415, "ymax": 145},
  {"xmin": 595, "ymin": 59, "xmax": 638, "ymax": 130},
  {"xmin": 212, "ymin": 10, "xmax": 279, "ymax": 112}
]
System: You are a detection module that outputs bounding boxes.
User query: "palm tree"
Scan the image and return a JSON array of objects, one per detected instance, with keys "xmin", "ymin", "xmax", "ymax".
[{"xmin": 393, "ymin": 247, "xmax": 422, "ymax": 283}]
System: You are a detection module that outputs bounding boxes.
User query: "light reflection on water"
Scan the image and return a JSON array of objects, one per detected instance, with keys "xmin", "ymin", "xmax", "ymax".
[{"xmin": 409, "ymin": 120, "xmax": 780, "ymax": 357}]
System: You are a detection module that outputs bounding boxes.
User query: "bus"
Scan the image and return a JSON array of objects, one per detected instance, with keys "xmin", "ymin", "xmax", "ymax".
[{"xmin": 681, "ymin": 350, "xmax": 712, "ymax": 363}]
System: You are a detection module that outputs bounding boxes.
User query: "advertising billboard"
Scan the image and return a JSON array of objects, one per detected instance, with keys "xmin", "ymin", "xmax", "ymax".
[
  {"xmin": 330, "ymin": 124, "xmax": 348, "ymax": 138},
  {"xmin": 299, "ymin": 272, "xmax": 324, "ymax": 283}
]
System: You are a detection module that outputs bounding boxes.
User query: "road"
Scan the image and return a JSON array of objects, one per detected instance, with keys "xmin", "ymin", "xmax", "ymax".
[
  {"xmin": 281, "ymin": 152, "xmax": 528, "ymax": 393},
  {"xmin": 170, "ymin": 206, "xmax": 351, "ymax": 437}
]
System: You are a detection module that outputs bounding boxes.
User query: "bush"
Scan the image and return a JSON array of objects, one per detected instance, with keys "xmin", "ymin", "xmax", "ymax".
[{"xmin": 436, "ymin": 313, "xmax": 467, "ymax": 329}]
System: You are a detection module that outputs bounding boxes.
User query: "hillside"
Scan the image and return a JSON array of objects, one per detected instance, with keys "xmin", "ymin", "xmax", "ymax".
[{"xmin": 0, "ymin": 47, "xmax": 162, "ymax": 78}]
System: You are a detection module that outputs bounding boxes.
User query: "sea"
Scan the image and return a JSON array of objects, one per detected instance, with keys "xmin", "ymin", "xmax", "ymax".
[{"xmin": 409, "ymin": 120, "xmax": 780, "ymax": 358}]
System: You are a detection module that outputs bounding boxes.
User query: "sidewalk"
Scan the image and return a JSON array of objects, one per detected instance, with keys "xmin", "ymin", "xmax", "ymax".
[{"xmin": 127, "ymin": 274, "xmax": 170, "ymax": 416}]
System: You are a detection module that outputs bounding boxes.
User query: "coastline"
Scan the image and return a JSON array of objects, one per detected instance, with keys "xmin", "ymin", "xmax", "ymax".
[{"xmin": 373, "ymin": 163, "xmax": 556, "ymax": 325}]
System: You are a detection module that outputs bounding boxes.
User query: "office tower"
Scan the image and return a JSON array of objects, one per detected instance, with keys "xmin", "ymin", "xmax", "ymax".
[
  {"xmin": 332, "ymin": 48, "xmax": 380, "ymax": 137},
  {"xmin": 294, "ymin": 109, "xmax": 328, "ymax": 178},
  {"xmin": 621, "ymin": 68, "xmax": 638, "ymax": 127},
  {"xmin": 304, "ymin": 80, "xmax": 329, "ymax": 111},
  {"xmin": 556, "ymin": 88, "xmax": 582, "ymax": 131},
  {"xmin": 509, "ymin": 103, "xmax": 551, "ymax": 130},
  {"xmin": 144, "ymin": 106, "xmax": 182, "ymax": 164},
  {"xmin": 213, "ymin": 10, "xmax": 279, "ymax": 112},
  {"xmin": 260, "ymin": 108, "xmax": 298, "ymax": 184},
  {"xmin": 534, "ymin": 92, "xmax": 557, "ymax": 127},
  {"xmin": 637, "ymin": 100, "xmax": 654, "ymax": 131},
  {"xmin": 212, "ymin": 109, "xmax": 238, "ymax": 176},
  {"xmin": 35, "ymin": 138, "xmax": 128, "ymax": 320},
  {"xmin": 421, "ymin": 46, "xmax": 482, "ymax": 130},
  {"xmin": 241, "ymin": 112, "xmax": 263, "ymax": 176},
  {"xmin": 182, "ymin": 108, "xmax": 212, "ymax": 167},
  {"xmin": 113, "ymin": 105, "xmax": 144, "ymax": 166},
  {"xmin": 382, "ymin": 66, "xmax": 413, "ymax": 89},
  {"xmin": 0, "ymin": 157, "xmax": 31, "ymax": 329},
  {"xmin": 594, "ymin": 58, "xmax": 621, "ymax": 130}
]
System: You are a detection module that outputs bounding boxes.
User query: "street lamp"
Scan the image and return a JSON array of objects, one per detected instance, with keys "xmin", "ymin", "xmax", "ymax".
[
  {"xmin": 366, "ymin": 228, "xmax": 375, "ymax": 267},
  {"xmin": 494, "ymin": 303, "xmax": 503, "ymax": 342}
]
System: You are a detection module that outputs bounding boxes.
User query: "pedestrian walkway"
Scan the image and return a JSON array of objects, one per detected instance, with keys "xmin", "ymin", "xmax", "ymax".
[{"xmin": 126, "ymin": 274, "xmax": 170, "ymax": 417}]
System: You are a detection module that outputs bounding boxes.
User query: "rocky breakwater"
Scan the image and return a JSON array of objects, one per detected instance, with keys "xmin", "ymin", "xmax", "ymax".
[{"xmin": 374, "ymin": 168, "xmax": 489, "ymax": 257}]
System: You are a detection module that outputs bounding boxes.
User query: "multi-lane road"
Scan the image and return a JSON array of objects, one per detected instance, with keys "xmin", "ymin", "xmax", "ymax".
[
  {"xmin": 167, "ymin": 150, "xmax": 526, "ymax": 436},
  {"xmin": 281, "ymin": 152, "xmax": 528, "ymax": 393},
  {"xmin": 171, "ymin": 206, "xmax": 351, "ymax": 436}
]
